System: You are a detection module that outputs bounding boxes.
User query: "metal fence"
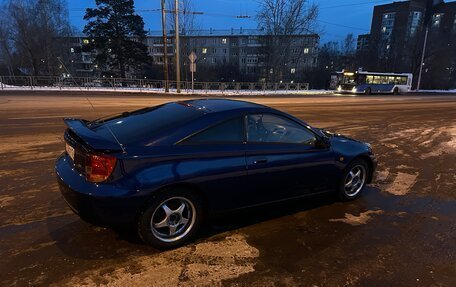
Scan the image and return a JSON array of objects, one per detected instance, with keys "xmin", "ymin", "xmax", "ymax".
[{"xmin": 0, "ymin": 76, "xmax": 310, "ymax": 93}]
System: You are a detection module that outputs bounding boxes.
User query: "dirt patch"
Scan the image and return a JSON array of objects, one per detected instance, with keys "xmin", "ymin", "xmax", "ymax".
[
  {"xmin": 420, "ymin": 126, "xmax": 456, "ymax": 159},
  {"xmin": 376, "ymin": 168, "xmax": 390, "ymax": 182},
  {"xmin": 386, "ymin": 172, "xmax": 419, "ymax": 195},
  {"xmin": 329, "ymin": 210, "xmax": 384, "ymax": 226},
  {"xmin": 0, "ymin": 195, "xmax": 15, "ymax": 207},
  {"xmin": 58, "ymin": 234, "xmax": 259, "ymax": 287},
  {"xmin": 0, "ymin": 134, "xmax": 61, "ymax": 154}
]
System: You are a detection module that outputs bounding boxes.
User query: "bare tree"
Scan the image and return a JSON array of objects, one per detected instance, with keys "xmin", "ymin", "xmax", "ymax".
[
  {"xmin": 341, "ymin": 33, "xmax": 355, "ymax": 56},
  {"xmin": 0, "ymin": 0, "xmax": 72, "ymax": 76},
  {"xmin": 167, "ymin": 0, "xmax": 197, "ymax": 36},
  {"xmin": 256, "ymin": 0, "xmax": 318, "ymax": 81}
]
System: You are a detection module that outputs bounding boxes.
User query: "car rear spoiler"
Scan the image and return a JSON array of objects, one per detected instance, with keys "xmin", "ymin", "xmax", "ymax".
[{"xmin": 63, "ymin": 118, "xmax": 123, "ymax": 152}]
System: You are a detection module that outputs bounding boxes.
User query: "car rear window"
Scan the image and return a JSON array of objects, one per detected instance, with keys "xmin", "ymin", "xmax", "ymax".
[{"xmin": 90, "ymin": 103, "xmax": 203, "ymax": 145}]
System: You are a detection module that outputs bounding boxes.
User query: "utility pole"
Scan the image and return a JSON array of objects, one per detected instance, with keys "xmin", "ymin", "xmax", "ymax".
[
  {"xmin": 175, "ymin": 0, "xmax": 181, "ymax": 93},
  {"xmin": 161, "ymin": 0, "xmax": 169, "ymax": 92},
  {"xmin": 417, "ymin": 27, "xmax": 429, "ymax": 91}
]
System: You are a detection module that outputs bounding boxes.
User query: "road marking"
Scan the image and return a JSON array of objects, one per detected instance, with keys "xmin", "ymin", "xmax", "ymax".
[{"xmin": 8, "ymin": 115, "xmax": 81, "ymax": 120}]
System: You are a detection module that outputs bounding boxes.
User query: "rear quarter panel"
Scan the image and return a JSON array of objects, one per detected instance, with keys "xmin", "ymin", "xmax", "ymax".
[{"xmin": 121, "ymin": 145, "xmax": 248, "ymax": 213}]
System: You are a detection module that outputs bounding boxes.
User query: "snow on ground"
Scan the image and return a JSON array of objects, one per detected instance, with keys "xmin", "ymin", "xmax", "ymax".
[
  {"xmin": 410, "ymin": 89, "xmax": 456, "ymax": 93},
  {"xmin": 0, "ymin": 83, "xmax": 332, "ymax": 95}
]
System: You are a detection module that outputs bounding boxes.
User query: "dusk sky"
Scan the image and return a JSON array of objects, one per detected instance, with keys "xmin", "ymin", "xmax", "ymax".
[{"xmin": 68, "ymin": 0, "xmax": 455, "ymax": 43}]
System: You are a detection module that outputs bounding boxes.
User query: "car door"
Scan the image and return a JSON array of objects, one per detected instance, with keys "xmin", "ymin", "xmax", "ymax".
[
  {"xmin": 244, "ymin": 113, "xmax": 336, "ymax": 205},
  {"xmin": 175, "ymin": 116, "xmax": 250, "ymax": 212}
]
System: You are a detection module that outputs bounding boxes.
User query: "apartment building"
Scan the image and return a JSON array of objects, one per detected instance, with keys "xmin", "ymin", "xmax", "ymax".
[{"xmin": 359, "ymin": 0, "xmax": 456, "ymax": 76}]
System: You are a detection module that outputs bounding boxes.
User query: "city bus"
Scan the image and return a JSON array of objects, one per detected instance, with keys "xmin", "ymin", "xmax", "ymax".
[{"xmin": 333, "ymin": 71, "xmax": 413, "ymax": 95}]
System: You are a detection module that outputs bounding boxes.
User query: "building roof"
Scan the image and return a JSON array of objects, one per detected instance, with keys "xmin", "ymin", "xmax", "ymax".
[{"xmin": 146, "ymin": 28, "xmax": 319, "ymax": 38}]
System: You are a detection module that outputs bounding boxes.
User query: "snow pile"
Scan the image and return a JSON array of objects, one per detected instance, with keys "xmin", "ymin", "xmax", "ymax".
[{"xmin": 0, "ymin": 83, "xmax": 333, "ymax": 95}]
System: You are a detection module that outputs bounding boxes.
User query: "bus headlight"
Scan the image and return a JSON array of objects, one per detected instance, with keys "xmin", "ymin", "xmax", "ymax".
[
  {"xmin": 337, "ymin": 85, "xmax": 342, "ymax": 91},
  {"xmin": 351, "ymin": 87, "xmax": 357, "ymax": 93}
]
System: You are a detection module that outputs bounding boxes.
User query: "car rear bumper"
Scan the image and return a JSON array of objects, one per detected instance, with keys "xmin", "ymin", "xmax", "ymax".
[{"xmin": 55, "ymin": 154, "xmax": 144, "ymax": 226}]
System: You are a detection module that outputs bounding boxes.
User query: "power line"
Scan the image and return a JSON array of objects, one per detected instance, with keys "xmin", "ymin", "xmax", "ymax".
[
  {"xmin": 317, "ymin": 20, "xmax": 369, "ymax": 32},
  {"xmin": 68, "ymin": 8, "xmax": 251, "ymax": 19}
]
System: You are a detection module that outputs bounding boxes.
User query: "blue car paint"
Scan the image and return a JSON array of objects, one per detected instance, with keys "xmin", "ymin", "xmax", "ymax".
[{"xmin": 56, "ymin": 99, "xmax": 377, "ymax": 226}]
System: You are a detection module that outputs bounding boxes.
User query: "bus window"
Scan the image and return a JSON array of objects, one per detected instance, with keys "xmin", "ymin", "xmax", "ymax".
[
  {"xmin": 395, "ymin": 76, "xmax": 407, "ymax": 85},
  {"xmin": 366, "ymin": 75, "xmax": 374, "ymax": 84},
  {"xmin": 388, "ymin": 76, "xmax": 395, "ymax": 84}
]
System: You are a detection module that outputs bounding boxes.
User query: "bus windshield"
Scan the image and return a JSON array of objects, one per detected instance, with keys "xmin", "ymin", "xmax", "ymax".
[{"xmin": 342, "ymin": 74, "xmax": 357, "ymax": 85}]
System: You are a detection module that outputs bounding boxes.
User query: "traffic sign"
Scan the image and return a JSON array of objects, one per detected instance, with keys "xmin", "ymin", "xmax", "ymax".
[{"xmin": 189, "ymin": 51, "xmax": 197, "ymax": 63}]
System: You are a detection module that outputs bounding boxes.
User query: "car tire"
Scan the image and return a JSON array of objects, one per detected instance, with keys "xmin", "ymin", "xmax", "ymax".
[
  {"xmin": 137, "ymin": 188, "xmax": 203, "ymax": 249},
  {"xmin": 365, "ymin": 87, "xmax": 371, "ymax": 95},
  {"xmin": 338, "ymin": 159, "xmax": 369, "ymax": 201}
]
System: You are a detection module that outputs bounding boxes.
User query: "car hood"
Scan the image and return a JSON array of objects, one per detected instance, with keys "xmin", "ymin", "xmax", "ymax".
[{"xmin": 320, "ymin": 128, "xmax": 371, "ymax": 153}]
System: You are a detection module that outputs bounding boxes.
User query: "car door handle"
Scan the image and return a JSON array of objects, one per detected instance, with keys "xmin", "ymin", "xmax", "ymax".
[{"xmin": 253, "ymin": 159, "xmax": 268, "ymax": 165}]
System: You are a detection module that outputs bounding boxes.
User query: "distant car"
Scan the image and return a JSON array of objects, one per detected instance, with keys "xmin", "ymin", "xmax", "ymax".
[{"xmin": 56, "ymin": 99, "xmax": 377, "ymax": 249}]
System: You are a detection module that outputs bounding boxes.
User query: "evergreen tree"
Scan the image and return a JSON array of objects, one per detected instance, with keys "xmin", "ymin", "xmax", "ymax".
[{"xmin": 83, "ymin": 0, "xmax": 151, "ymax": 78}]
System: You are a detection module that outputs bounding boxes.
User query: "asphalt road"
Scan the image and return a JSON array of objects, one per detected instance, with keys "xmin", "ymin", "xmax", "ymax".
[{"xmin": 0, "ymin": 91, "xmax": 455, "ymax": 286}]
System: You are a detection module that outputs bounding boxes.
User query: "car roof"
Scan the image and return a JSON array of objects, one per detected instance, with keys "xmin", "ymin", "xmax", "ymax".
[{"xmin": 179, "ymin": 99, "xmax": 267, "ymax": 113}]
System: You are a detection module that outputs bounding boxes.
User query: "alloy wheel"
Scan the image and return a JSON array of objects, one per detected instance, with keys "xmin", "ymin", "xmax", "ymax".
[
  {"xmin": 344, "ymin": 165, "xmax": 367, "ymax": 197},
  {"xmin": 150, "ymin": 196, "xmax": 196, "ymax": 243}
]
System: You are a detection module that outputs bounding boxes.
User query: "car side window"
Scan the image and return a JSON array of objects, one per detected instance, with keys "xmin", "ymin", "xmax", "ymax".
[
  {"xmin": 180, "ymin": 116, "xmax": 245, "ymax": 144},
  {"xmin": 247, "ymin": 114, "xmax": 317, "ymax": 145}
]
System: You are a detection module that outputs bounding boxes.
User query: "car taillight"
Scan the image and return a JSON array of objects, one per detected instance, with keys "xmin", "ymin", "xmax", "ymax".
[{"xmin": 85, "ymin": 154, "xmax": 117, "ymax": 183}]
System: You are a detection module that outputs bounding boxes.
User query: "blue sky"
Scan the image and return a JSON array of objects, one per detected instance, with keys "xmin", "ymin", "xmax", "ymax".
[{"xmin": 67, "ymin": 0, "xmax": 454, "ymax": 43}]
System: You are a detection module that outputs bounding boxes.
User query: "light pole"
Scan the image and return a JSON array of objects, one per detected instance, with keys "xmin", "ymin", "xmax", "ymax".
[
  {"xmin": 417, "ymin": 27, "xmax": 429, "ymax": 91},
  {"xmin": 161, "ymin": 0, "xmax": 169, "ymax": 92},
  {"xmin": 175, "ymin": 0, "xmax": 181, "ymax": 93}
]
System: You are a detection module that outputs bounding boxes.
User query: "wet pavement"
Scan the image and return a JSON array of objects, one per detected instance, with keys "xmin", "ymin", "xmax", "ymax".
[{"xmin": 0, "ymin": 92, "xmax": 455, "ymax": 286}]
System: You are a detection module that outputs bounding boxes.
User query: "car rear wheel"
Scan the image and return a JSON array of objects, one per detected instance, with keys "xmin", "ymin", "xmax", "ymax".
[
  {"xmin": 338, "ymin": 159, "xmax": 369, "ymax": 201},
  {"xmin": 138, "ymin": 188, "xmax": 203, "ymax": 249}
]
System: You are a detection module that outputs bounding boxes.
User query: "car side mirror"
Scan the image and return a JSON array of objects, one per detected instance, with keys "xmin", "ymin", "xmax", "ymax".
[{"xmin": 315, "ymin": 137, "xmax": 330, "ymax": 148}]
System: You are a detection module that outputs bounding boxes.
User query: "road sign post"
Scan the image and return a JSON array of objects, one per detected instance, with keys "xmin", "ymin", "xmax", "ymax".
[{"xmin": 189, "ymin": 51, "xmax": 197, "ymax": 92}]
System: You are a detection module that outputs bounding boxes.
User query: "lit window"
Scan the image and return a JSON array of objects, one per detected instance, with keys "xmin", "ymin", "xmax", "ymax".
[
  {"xmin": 432, "ymin": 13, "xmax": 444, "ymax": 28},
  {"xmin": 202, "ymin": 48, "xmax": 207, "ymax": 54},
  {"xmin": 70, "ymin": 48, "xmax": 74, "ymax": 53},
  {"xmin": 303, "ymin": 48, "xmax": 309, "ymax": 54},
  {"xmin": 108, "ymin": 48, "xmax": 112, "ymax": 53},
  {"xmin": 83, "ymin": 39, "xmax": 89, "ymax": 44},
  {"xmin": 222, "ymin": 38, "xmax": 227, "ymax": 44},
  {"xmin": 290, "ymin": 68, "xmax": 296, "ymax": 74}
]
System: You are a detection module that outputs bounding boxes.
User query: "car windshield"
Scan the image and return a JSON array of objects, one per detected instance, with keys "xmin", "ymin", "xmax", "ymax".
[{"xmin": 90, "ymin": 103, "xmax": 203, "ymax": 145}]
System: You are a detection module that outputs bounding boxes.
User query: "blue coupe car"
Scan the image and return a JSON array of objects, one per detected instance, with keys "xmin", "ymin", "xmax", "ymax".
[{"xmin": 56, "ymin": 99, "xmax": 376, "ymax": 249}]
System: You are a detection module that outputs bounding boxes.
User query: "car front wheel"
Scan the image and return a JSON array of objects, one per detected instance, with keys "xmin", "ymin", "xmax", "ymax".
[
  {"xmin": 338, "ymin": 159, "xmax": 369, "ymax": 201},
  {"xmin": 138, "ymin": 188, "xmax": 203, "ymax": 249}
]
